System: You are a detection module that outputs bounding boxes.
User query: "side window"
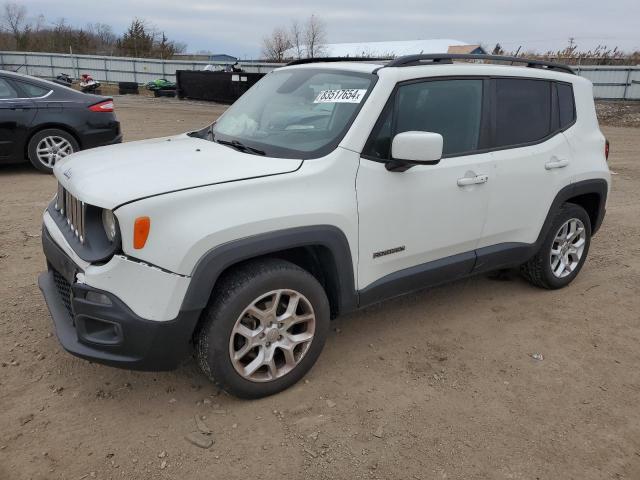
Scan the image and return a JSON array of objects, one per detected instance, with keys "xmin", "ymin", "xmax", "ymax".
[
  {"xmin": 396, "ymin": 79, "xmax": 483, "ymax": 156},
  {"xmin": 363, "ymin": 79, "xmax": 484, "ymax": 159},
  {"xmin": 15, "ymin": 80, "xmax": 51, "ymax": 98},
  {"xmin": 0, "ymin": 78, "xmax": 18, "ymax": 99},
  {"xmin": 494, "ymin": 79, "xmax": 551, "ymax": 147},
  {"xmin": 557, "ymin": 83, "xmax": 576, "ymax": 128}
]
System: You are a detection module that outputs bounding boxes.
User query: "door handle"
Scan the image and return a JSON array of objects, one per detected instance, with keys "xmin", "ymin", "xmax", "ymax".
[
  {"xmin": 545, "ymin": 157, "xmax": 569, "ymax": 170},
  {"xmin": 457, "ymin": 174, "xmax": 489, "ymax": 187},
  {"xmin": 9, "ymin": 104, "xmax": 32, "ymax": 110}
]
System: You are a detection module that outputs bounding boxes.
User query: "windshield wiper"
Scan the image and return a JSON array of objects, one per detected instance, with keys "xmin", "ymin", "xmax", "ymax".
[{"xmin": 215, "ymin": 138, "xmax": 266, "ymax": 156}]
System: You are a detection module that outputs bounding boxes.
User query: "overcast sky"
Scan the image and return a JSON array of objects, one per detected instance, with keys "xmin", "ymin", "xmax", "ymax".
[{"xmin": 23, "ymin": 0, "xmax": 640, "ymax": 58}]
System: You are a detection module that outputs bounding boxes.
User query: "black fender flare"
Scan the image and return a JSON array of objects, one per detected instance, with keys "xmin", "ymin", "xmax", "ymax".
[
  {"xmin": 536, "ymin": 178, "xmax": 608, "ymax": 244},
  {"xmin": 471, "ymin": 178, "xmax": 608, "ymax": 274},
  {"xmin": 180, "ymin": 225, "xmax": 358, "ymax": 314}
]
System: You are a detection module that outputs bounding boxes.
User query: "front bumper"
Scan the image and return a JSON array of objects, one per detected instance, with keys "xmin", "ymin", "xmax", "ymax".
[{"xmin": 39, "ymin": 224, "xmax": 200, "ymax": 371}]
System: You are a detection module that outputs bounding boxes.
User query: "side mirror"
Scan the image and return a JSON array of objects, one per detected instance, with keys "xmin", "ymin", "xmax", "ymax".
[{"xmin": 389, "ymin": 131, "xmax": 443, "ymax": 170}]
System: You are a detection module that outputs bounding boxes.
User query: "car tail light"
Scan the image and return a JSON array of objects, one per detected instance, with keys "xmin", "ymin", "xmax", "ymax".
[
  {"xmin": 89, "ymin": 100, "xmax": 114, "ymax": 112},
  {"xmin": 605, "ymin": 139, "xmax": 610, "ymax": 161}
]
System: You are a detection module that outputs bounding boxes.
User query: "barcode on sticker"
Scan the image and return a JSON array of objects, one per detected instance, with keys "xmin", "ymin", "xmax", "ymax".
[{"xmin": 314, "ymin": 89, "xmax": 367, "ymax": 103}]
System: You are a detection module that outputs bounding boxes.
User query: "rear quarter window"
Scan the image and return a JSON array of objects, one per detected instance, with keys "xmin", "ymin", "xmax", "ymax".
[
  {"xmin": 557, "ymin": 83, "xmax": 576, "ymax": 128},
  {"xmin": 15, "ymin": 80, "xmax": 51, "ymax": 98}
]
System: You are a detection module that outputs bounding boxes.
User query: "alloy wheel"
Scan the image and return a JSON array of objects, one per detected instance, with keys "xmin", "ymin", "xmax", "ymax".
[
  {"xmin": 229, "ymin": 289, "xmax": 316, "ymax": 383},
  {"xmin": 36, "ymin": 136, "xmax": 74, "ymax": 168},
  {"xmin": 550, "ymin": 218, "xmax": 587, "ymax": 278}
]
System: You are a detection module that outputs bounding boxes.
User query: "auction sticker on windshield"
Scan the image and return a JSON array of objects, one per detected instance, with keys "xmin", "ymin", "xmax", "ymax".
[{"xmin": 314, "ymin": 89, "xmax": 368, "ymax": 103}]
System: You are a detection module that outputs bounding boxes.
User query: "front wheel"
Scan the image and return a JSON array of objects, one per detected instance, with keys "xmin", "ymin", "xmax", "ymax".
[
  {"xmin": 521, "ymin": 203, "xmax": 592, "ymax": 289},
  {"xmin": 196, "ymin": 259, "xmax": 330, "ymax": 399}
]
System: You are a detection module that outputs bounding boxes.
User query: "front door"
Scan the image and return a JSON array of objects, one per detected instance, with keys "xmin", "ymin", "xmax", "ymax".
[
  {"xmin": 356, "ymin": 78, "xmax": 492, "ymax": 294},
  {"xmin": 0, "ymin": 77, "xmax": 36, "ymax": 162}
]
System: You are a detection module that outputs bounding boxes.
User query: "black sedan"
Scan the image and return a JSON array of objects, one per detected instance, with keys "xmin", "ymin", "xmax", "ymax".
[{"xmin": 0, "ymin": 70, "xmax": 121, "ymax": 173}]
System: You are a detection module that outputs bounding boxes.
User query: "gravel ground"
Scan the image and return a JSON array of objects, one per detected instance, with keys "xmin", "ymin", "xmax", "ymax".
[
  {"xmin": 1, "ymin": 96, "xmax": 639, "ymax": 480},
  {"xmin": 596, "ymin": 100, "xmax": 640, "ymax": 128}
]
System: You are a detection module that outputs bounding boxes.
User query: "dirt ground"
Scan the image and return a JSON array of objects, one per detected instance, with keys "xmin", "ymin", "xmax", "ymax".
[
  {"xmin": 596, "ymin": 101, "xmax": 640, "ymax": 128},
  {"xmin": 1, "ymin": 96, "xmax": 639, "ymax": 480}
]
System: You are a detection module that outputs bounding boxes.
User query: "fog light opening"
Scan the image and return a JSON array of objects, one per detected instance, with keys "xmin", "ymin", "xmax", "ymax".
[{"xmin": 77, "ymin": 316, "xmax": 123, "ymax": 345}]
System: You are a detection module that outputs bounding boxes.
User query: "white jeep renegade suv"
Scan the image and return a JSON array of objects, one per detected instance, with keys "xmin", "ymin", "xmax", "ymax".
[{"xmin": 39, "ymin": 54, "xmax": 610, "ymax": 398}]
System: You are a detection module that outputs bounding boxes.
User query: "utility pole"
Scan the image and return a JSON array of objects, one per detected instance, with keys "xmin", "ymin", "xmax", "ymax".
[{"xmin": 568, "ymin": 37, "xmax": 575, "ymax": 49}]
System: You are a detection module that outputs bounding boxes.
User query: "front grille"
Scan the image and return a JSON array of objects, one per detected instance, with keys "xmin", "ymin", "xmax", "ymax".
[
  {"xmin": 52, "ymin": 269, "xmax": 74, "ymax": 320},
  {"xmin": 55, "ymin": 183, "xmax": 86, "ymax": 244}
]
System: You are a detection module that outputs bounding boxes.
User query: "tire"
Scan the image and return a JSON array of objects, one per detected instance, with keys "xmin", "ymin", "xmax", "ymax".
[
  {"xmin": 27, "ymin": 129, "xmax": 79, "ymax": 173},
  {"xmin": 196, "ymin": 258, "xmax": 330, "ymax": 399},
  {"xmin": 521, "ymin": 203, "xmax": 592, "ymax": 289}
]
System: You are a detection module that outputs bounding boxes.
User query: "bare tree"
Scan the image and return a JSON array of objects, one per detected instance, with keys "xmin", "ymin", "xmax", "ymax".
[
  {"xmin": 173, "ymin": 41, "xmax": 187, "ymax": 56},
  {"xmin": 262, "ymin": 26, "xmax": 292, "ymax": 62},
  {"xmin": 3, "ymin": 2, "xmax": 25, "ymax": 34},
  {"xmin": 51, "ymin": 18, "xmax": 74, "ymax": 53},
  {"xmin": 0, "ymin": 4, "xmax": 186, "ymax": 56},
  {"xmin": 87, "ymin": 23, "xmax": 117, "ymax": 54},
  {"xmin": 33, "ymin": 13, "xmax": 44, "ymax": 32},
  {"xmin": 304, "ymin": 14, "xmax": 326, "ymax": 58},
  {"xmin": 290, "ymin": 20, "xmax": 303, "ymax": 59},
  {"xmin": 2, "ymin": 2, "xmax": 30, "ymax": 49}
]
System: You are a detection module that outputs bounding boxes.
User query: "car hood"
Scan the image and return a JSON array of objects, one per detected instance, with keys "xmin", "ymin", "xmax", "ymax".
[{"xmin": 53, "ymin": 134, "xmax": 303, "ymax": 209}]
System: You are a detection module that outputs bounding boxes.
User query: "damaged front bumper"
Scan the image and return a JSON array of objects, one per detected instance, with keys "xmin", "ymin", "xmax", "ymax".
[{"xmin": 38, "ymin": 217, "xmax": 200, "ymax": 371}]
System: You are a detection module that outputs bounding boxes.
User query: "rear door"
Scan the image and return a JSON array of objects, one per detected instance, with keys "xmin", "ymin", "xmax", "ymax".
[
  {"xmin": 477, "ymin": 78, "xmax": 576, "ymax": 252},
  {"xmin": 0, "ymin": 77, "xmax": 36, "ymax": 162}
]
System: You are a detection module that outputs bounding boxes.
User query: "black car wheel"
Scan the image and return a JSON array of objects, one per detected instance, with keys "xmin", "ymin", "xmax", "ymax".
[
  {"xmin": 196, "ymin": 258, "xmax": 330, "ymax": 399},
  {"xmin": 521, "ymin": 203, "xmax": 592, "ymax": 289},
  {"xmin": 27, "ymin": 129, "xmax": 79, "ymax": 173}
]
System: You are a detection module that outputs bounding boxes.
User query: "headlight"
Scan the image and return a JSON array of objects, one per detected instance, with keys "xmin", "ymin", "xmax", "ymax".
[{"xmin": 101, "ymin": 209, "xmax": 118, "ymax": 242}]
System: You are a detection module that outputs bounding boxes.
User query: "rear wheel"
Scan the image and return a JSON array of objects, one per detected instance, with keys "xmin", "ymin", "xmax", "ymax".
[
  {"xmin": 196, "ymin": 259, "xmax": 330, "ymax": 399},
  {"xmin": 27, "ymin": 129, "xmax": 79, "ymax": 173},
  {"xmin": 521, "ymin": 203, "xmax": 592, "ymax": 289}
]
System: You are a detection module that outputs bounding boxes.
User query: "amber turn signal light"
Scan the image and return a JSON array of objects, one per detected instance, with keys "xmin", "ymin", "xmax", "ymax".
[{"xmin": 133, "ymin": 216, "xmax": 151, "ymax": 249}]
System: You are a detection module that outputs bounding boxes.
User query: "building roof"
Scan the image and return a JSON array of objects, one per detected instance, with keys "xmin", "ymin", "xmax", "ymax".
[
  {"xmin": 322, "ymin": 39, "xmax": 486, "ymax": 58},
  {"xmin": 172, "ymin": 53, "xmax": 237, "ymax": 62},
  {"xmin": 447, "ymin": 45, "xmax": 485, "ymax": 55},
  {"xmin": 209, "ymin": 54, "xmax": 238, "ymax": 62}
]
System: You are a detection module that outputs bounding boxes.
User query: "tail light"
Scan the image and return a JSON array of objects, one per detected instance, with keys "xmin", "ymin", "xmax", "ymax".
[
  {"xmin": 89, "ymin": 100, "xmax": 114, "ymax": 112},
  {"xmin": 605, "ymin": 139, "xmax": 610, "ymax": 161}
]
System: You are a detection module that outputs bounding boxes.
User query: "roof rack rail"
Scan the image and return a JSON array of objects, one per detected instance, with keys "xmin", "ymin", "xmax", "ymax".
[
  {"xmin": 286, "ymin": 57, "xmax": 389, "ymax": 66},
  {"xmin": 385, "ymin": 54, "xmax": 575, "ymax": 75}
]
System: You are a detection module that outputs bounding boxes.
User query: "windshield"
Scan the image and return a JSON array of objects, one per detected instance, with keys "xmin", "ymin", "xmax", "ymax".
[{"xmin": 211, "ymin": 68, "xmax": 376, "ymax": 159}]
